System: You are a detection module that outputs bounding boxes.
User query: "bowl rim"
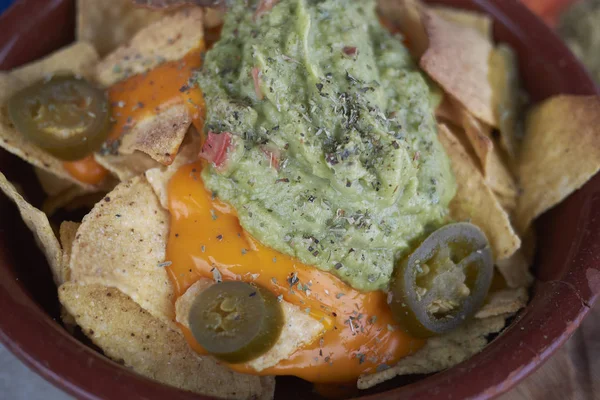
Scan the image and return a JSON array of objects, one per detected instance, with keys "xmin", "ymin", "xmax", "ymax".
[{"xmin": 0, "ymin": 0, "xmax": 599, "ymax": 399}]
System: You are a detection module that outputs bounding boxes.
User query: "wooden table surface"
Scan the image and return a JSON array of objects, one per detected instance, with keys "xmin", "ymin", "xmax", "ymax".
[{"xmin": 500, "ymin": 305, "xmax": 599, "ymax": 400}]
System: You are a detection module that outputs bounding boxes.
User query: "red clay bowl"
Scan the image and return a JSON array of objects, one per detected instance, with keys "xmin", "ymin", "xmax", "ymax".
[{"xmin": 0, "ymin": 0, "xmax": 598, "ymax": 399}]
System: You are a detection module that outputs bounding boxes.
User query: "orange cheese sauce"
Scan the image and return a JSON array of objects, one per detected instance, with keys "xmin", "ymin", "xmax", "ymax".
[
  {"xmin": 62, "ymin": 46, "xmax": 206, "ymax": 184},
  {"xmin": 63, "ymin": 155, "xmax": 109, "ymax": 185},
  {"xmin": 166, "ymin": 163, "xmax": 424, "ymax": 383},
  {"xmin": 106, "ymin": 46, "xmax": 206, "ymax": 146}
]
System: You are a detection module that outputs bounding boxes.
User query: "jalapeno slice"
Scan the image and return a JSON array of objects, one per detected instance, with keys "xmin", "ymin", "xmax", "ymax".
[
  {"xmin": 188, "ymin": 281, "xmax": 284, "ymax": 363},
  {"xmin": 7, "ymin": 75, "xmax": 111, "ymax": 161},
  {"xmin": 390, "ymin": 223, "xmax": 493, "ymax": 338}
]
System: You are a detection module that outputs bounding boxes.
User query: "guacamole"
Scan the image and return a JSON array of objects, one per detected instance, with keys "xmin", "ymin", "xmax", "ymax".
[{"xmin": 198, "ymin": 0, "xmax": 456, "ymax": 291}]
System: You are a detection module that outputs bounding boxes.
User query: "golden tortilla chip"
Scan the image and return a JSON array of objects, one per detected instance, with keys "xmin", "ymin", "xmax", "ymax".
[
  {"xmin": 174, "ymin": 280, "xmax": 213, "ymax": 322},
  {"xmin": 204, "ymin": 8, "xmax": 225, "ymax": 28},
  {"xmin": 460, "ymin": 109, "xmax": 518, "ymax": 207},
  {"xmin": 34, "ymin": 168, "xmax": 74, "ymax": 197},
  {"xmin": 494, "ymin": 227, "xmax": 535, "ymax": 288},
  {"xmin": 176, "ymin": 280, "xmax": 324, "ymax": 372},
  {"xmin": 357, "ymin": 315, "xmax": 506, "ymax": 389},
  {"xmin": 495, "ymin": 248, "xmax": 534, "ymax": 289},
  {"xmin": 59, "ymin": 282, "xmax": 275, "ymax": 400},
  {"xmin": 58, "ymin": 221, "xmax": 81, "ymax": 330},
  {"xmin": 490, "ymin": 44, "xmax": 522, "ymax": 161},
  {"xmin": 34, "ymin": 167, "xmax": 96, "ymax": 214},
  {"xmin": 132, "ymin": 0, "xmax": 205, "ymax": 8},
  {"xmin": 77, "ymin": 0, "xmax": 165, "ymax": 57},
  {"xmin": 43, "ymin": 186, "xmax": 93, "ymax": 215},
  {"xmin": 69, "ymin": 175, "xmax": 175, "ymax": 327},
  {"xmin": 93, "ymin": 9, "xmax": 203, "ymax": 168},
  {"xmin": 10, "ymin": 41, "xmax": 99, "ymax": 83},
  {"xmin": 0, "ymin": 43, "xmax": 100, "ymax": 191},
  {"xmin": 381, "ymin": 0, "xmax": 497, "ymax": 125},
  {"xmin": 377, "ymin": 0, "xmax": 429, "ymax": 57},
  {"xmin": 475, "ymin": 287, "xmax": 528, "ymax": 319},
  {"xmin": 493, "ymin": 191, "xmax": 517, "ymax": 216},
  {"xmin": 435, "ymin": 98, "xmax": 518, "ymax": 213},
  {"xmin": 95, "ymin": 151, "xmax": 162, "ymax": 182},
  {"xmin": 520, "ymin": 227, "xmax": 537, "ymax": 267},
  {"xmin": 43, "ymin": 186, "xmax": 113, "ymax": 216},
  {"xmin": 0, "ymin": 172, "xmax": 62, "ymax": 285},
  {"xmin": 438, "ymin": 124, "xmax": 521, "ymax": 260},
  {"xmin": 58, "ymin": 221, "xmax": 80, "ymax": 284},
  {"xmin": 516, "ymin": 95, "xmax": 600, "ymax": 233},
  {"xmin": 145, "ymin": 129, "xmax": 201, "ymax": 209},
  {"xmin": 419, "ymin": 7, "xmax": 496, "ymax": 126},
  {"xmin": 435, "ymin": 95, "xmax": 461, "ymax": 127},
  {"xmin": 117, "ymin": 103, "xmax": 192, "ymax": 165},
  {"xmin": 95, "ymin": 8, "xmax": 204, "ymax": 86},
  {"xmin": 63, "ymin": 192, "xmax": 111, "ymax": 212},
  {"xmin": 34, "ymin": 165, "xmax": 113, "ymax": 217},
  {"xmin": 431, "ymin": 5, "xmax": 492, "ymax": 39}
]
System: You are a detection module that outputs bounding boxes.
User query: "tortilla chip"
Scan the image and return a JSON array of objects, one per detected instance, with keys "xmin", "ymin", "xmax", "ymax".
[
  {"xmin": 9, "ymin": 41, "xmax": 99, "ymax": 83},
  {"xmin": 461, "ymin": 109, "xmax": 518, "ymax": 205},
  {"xmin": 475, "ymin": 287, "xmax": 528, "ymax": 319},
  {"xmin": 204, "ymin": 7, "xmax": 225, "ymax": 28},
  {"xmin": 490, "ymin": 44, "xmax": 522, "ymax": 161},
  {"xmin": 43, "ymin": 185, "xmax": 114, "ymax": 216},
  {"xmin": 176, "ymin": 280, "xmax": 325, "ymax": 372},
  {"xmin": 0, "ymin": 43, "xmax": 100, "ymax": 191},
  {"xmin": 34, "ymin": 168, "xmax": 75, "ymax": 197},
  {"xmin": 72, "ymin": 194, "xmax": 114, "ymax": 213},
  {"xmin": 145, "ymin": 129, "xmax": 201, "ymax": 209},
  {"xmin": 93, "ymin": 9, "xmax": 203, "ymax": 168},
  {"xmin": 132, "ymin": 0, "xmax": 205, "ymax": 8},
  {"xmin": 35, "ymin": 167, "xmax": 97, "ymax": 214},
  {"xmin": 174, "ymin": 280, "xmax": 213, "ymax": 322},
  {"xmin": 419, "ymin": 8, "xmax": 496, "ymax": 126},
  {"xmin": 431, "ymin": 5, "xmax": 492, "ymax": 39},
  {"xmin": 435, "ymin": 95, "xmax": 462, "ymax": 127},
  {"xmin": 41, "ymin": 186, "xmax": 91, "ymax": 215},
  {"xmin": 95, "ymin": 8, "xmax": 204, "ymax": 86},
  {"xmin": 95, "ymin": 151, "xmax": 162, "ymax": 182},
  {"xmin": 381, "ymin": 0, "xmax": 499, "ymax": 126},
  {"xmin": 132, "ymin": 0, "xmax": 226, "ymax": 23},
  {"xmin": 59, "ymin": 282, "xmax": 275, "ymax": 400},
  {"xmin": 436, "ymin": 97, "xmax": 517, "ymax": 211},
  {"xmin": 0, "ymin": 172, "xmax": 62, "ymax": 285},
  {"xmin": 496, "ymin": 248, "xmax": 535, "ymax": 289},
  {"xmin": 520, "ymin": 227, "xmax": 537, "ymax": 266},
  {"xmin": 438, "ymin": 124, "xmax": 521, "ymax": 260},
  {"xmin": 69, "ymin": 175, "xmax": 175, "ymax": 326},
  {"xmin": 117, "ymin": 102, "xmax": 192, "ymax": 165},
  {"xmin": 357, "ymin": 315, "xmax": 506, "ymax": 389},
  {"xmin": 77, "ymin": 0, "xmax": 165, "ymax": 57},
  {"xmin": 58, "ymin": 221, "xmax": 81, "ymax": 330},
  {"xmin": 516, "ymin": 95, "xmax": 600, "ymax": 233},
  {"xmin": 58, "ymin": 221, "xmax": 80, "ymax": 284},
  {"xmin": 377, "ymin": 0, "xmax": 429, "ymax": 57},
  {"xmin": 494, "ymin": 227, "xmax": 535, "ymax": 288}
]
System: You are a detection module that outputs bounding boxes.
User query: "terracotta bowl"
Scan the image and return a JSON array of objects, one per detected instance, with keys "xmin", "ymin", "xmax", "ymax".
[{"xmin": 0, "ymin": 0, "xmax": 598, "ymax": 399}]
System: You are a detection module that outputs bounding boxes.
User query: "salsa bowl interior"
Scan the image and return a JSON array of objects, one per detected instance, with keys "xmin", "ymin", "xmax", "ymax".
[{"xmin": 0, "ymin": 0, "xmax": 598, "ymax": 399}]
